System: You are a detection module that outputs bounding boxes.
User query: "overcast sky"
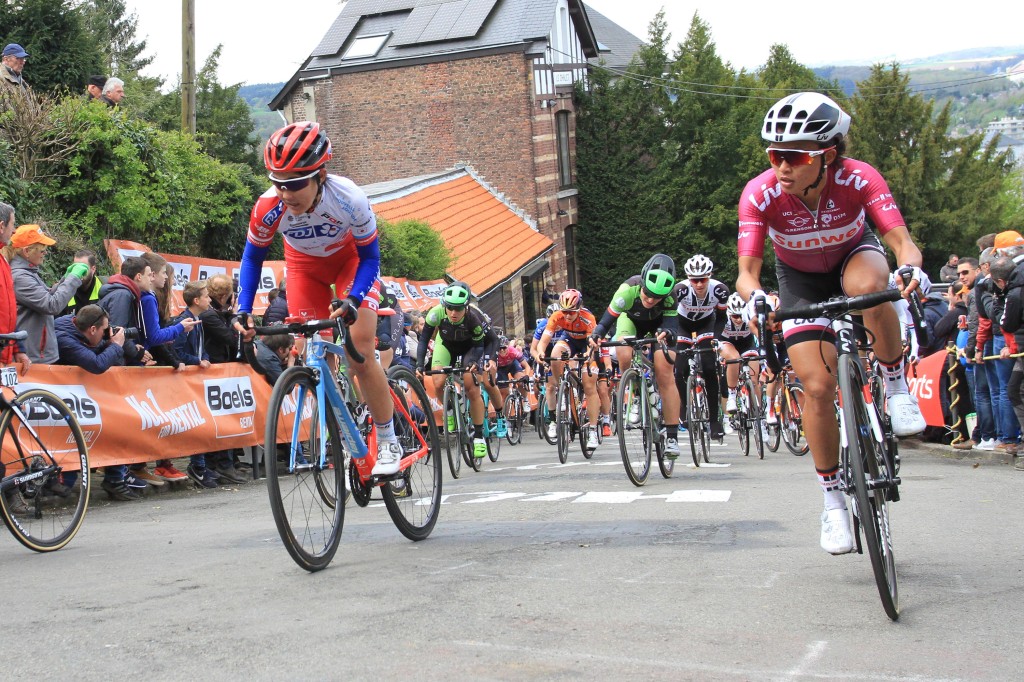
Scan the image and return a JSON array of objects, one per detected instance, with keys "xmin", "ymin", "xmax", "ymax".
[{"xmin": 126, "ymin": 1, "xmax": 1024, "ymax": 87}]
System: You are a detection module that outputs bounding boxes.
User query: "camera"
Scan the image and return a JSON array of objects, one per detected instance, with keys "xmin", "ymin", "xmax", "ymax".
[{"xmin": 105, "ymin": 326, "xmax": 140, "ymax": 340}]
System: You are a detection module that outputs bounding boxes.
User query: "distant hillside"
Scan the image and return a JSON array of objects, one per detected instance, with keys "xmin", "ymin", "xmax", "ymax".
[{"xmin": 239, "ymin": 82, "xmax": 285, "ymax": 145}]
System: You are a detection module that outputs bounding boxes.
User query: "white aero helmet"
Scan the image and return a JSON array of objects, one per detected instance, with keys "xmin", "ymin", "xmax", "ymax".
[
  {"xmin": 726, "ymin": 292, "xmax": 745, "ymax": 316},
  {"xmin": 684, "ymin": 254, "xmax": 714, "ymax": 278},
  {"xmin": 762, "ymin": 92, "xmax": 851, "ymax": 144}
]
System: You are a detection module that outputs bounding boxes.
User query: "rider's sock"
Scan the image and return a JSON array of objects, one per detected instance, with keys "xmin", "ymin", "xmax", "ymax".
[
  {"xmin": 376, "ymin": 418, "xmax": 396, "ymax": 440},
  {"xmin": 666, "ymin": 425, "xmax": 678, "ymax": 440},
  {"xmin": 474, "ymin": 424, "xmax": 483, "ymax": 438},
  {"xmin": 876, "ymin": 355, "xmax": 909, "ymax": 396},
  {"xmin": 817, "ymin": 465, "xmax": 846, "ymax": 510},
  {"xmin": 728, "ymin": 388, "xmax": 736, "ymax": 399}
]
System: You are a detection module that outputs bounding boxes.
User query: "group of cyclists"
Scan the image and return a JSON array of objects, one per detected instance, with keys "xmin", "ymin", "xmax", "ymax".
[{"xmin": 235, "ymin": 90, "xmax": 928, "ymax": 558}]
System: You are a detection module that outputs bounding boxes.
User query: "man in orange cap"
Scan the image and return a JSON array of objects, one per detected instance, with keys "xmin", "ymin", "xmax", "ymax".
[{"xmin": 994, "ymin": 230, "xmax": 1024, "ymax": 254}]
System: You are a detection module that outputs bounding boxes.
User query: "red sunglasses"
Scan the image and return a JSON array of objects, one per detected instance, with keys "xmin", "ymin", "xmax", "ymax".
[{"xmin": 766, "ymin": 147, "xmax": 834, "ymax": 167}]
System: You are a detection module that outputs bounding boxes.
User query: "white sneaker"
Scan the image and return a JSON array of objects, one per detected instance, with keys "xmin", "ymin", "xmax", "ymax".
[
  {"xmin": 887, "ymin": 392, "xmax": 926, "ymax": 437},
  {"xmin": 766, "ymin": 413, "xmax": 778, "ymax": 425},
  {"xmin": 547, "ymin": 422, "xmax": 558, "ymax": 440},
  {"xmin": 725, "ymin": 395, "xmax": 737, "ymax": 413},
  {"xmin": 371, "ymin": 438, "xmax": 402, "ymax": 476},
  {"xmin": 663, "ymin": 437, "xmax": 680, "ymax": 459},
  {"xmin": 820, "ymin": 507, "xmax": 855, "ymax": 555},
  {"xmin": 976, "ymin": 438, "xmax": 997, "ymax": 451},
  {"xmin": 584, "ymin": 425, "xmax": 598, "ymax": 453},
  {"xmin": 628, "ymin": 399, "xmax": 641, "ymax": 425}
]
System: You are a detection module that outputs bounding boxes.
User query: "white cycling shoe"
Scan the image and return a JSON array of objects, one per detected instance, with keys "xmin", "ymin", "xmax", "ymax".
[
  {"xmin": 372, "ymin": 438, "xmax": 403, "ymax": 476},
  {"xmin": 820, "ymin": 507, "xmax": 855, "ymax": 555},
  {"xmin": 887, "ymin": 392, "xmax": 926, "ymax": 437}
]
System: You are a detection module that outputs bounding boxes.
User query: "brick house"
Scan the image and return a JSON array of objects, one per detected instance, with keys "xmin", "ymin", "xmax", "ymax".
[{"xmin": 269, "ymin": 0, "xmax": 641, "ymax": 334}]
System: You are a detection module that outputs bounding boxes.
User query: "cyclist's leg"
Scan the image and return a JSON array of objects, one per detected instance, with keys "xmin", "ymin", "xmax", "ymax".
[
  {"xmin": 720, "ymin": 340, "xmax": 740, "ymax": 410},
  {"xmin": 696, "ymin": 332, "xmax": 722, "ymax": 436}
]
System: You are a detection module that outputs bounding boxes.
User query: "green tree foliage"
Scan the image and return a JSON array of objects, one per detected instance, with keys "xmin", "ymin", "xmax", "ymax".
[
  {"xmin": 575, "ymin": 13, "xmax": 1023, "ymax": 301},
  {"xmin": 378, "ymin": 218, "xmax": 452, "ymax": 280},
  {"xmin": 0, "ymin": 0, "xmax": 103, "ymax": 94},
  {"xmin": 81, "ymin": 0, "xmax": 153, "ymax": 77}
]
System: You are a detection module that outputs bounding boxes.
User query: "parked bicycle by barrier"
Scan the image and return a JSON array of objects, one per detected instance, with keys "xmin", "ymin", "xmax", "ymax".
[
  {"xmin": 774, "ymin": 289, "xmax": 904, "ymax": 620},
  {"xmin": 603, "ymin": 336, "xmax": 675, "ymax": 486},
  {"xmin": 0, "ymin": 331, "xmax": 90, "ymax": 553},
  {"xmin": 245, "ymin": 317, "xmax": 441, "ymax": 572}
]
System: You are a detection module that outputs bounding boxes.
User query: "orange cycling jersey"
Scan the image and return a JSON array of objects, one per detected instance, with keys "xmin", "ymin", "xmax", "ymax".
[{"xmin": 545, "ymin": 309, "xmax": 597, "ymax": 340}]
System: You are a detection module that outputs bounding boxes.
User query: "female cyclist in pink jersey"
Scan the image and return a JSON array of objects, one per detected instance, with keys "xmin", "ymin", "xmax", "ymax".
[
  {"xmin": 735, "ymin": 93, "xmax": 927, "ymax": 555},
  {"xmin": 237, "ymin": 121, "xmax": 401, "ymax": 476}
]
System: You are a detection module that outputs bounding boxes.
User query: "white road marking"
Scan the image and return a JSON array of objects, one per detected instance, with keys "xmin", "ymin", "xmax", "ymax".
[{"xmin": 664, "ymin": 490, "xmax": 731, "ymax": 502}]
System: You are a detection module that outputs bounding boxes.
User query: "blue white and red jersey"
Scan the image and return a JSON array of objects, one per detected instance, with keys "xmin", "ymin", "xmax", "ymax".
[{"xmin": 737, "ymin": 158, "xmax": 905, "ymax": 274}]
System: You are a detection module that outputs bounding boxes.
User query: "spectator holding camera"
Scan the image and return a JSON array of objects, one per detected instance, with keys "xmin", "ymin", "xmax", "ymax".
[
  {"xmin": 55, "ymin": 304, "xmax": 125, "ymax": 374},
  {"xmin": 4, "ymin": 224, "xmax": 87, "ymax": 364},
  {"xmin": 253, "ymin": 331, "xmax": 296, "ymax": 386}
]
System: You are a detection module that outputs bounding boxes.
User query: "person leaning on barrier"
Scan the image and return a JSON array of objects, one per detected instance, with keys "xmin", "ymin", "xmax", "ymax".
[
  {"xmin": 55, "ymin": 304, "xmax": 125, "ymax": 374},
  {"xmin": 5, "ymin": 224, "xmax": 86, "ymax": 364},
  {"xmin": 254, "ymin": 330, "xmax": 296, "ymax": 386}
]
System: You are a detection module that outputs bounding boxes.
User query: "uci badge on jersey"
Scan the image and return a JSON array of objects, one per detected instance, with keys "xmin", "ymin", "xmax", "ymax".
[{"xmin": 1, "ymin": 366, "xmax": 19, "ymax": 387}]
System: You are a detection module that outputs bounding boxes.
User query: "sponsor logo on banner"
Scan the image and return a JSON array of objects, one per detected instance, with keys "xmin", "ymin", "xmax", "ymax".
[
  {"xmin": 124, "ymin": 389, "xmax": 207, "ymax": 439},
  {"xmin": 13, "ymin": 383, "xmax": 103, "ymax": 451},
  {"xmin": 205, "ymin": 377, "xmax": 257, "ymax": 438},
  {"xmin": 198, "ymin": 264, "xmax": 227, "ymax": 281},
  {"xmin": 168, "ymin": 261, "xmax": 192, "ymax": 290},
  {"xmin": 421, "ymin": 282, "xmax": 446, "ymax": 299}
]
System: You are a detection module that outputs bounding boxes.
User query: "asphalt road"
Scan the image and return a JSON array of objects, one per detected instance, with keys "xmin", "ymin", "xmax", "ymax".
[{"xmin": 3, "ymin": 429, "xmax": 1022, "ymax": 681}]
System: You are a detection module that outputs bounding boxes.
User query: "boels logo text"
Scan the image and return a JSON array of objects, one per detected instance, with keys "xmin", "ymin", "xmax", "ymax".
[{"xmin": 205, "ymin": 377, "xmax": 256, "ymax": 439}]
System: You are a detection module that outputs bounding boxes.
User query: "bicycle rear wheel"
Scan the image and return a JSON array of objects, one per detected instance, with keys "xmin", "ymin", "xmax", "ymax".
[
  {"xmin": 485, "ymin": 412, "xmax": 501, "ymax": 462},
  {"xmin": 442, "ymin": 386, "xmax": 463, "ymax": 479},
  {"xmin": 616, "ymin": 368, "xmax": 651, "ymax": 486},
  {"xmin": 735, "ymin": 386, "xmax": 750, "ymax": 457},
  {"xmin": 839, "ymin": 355, "xmax": 899, "ymax": 620},
  {"xmin": 504, "ymin": 394, "xmax": 523, "ymax": 445},
  {"xmin": 688, "ymin": 376, "xmax": 711, "ymax": 466},
  {"xmin": 265, "ymin": 367, "xmax": 344, "ymax": 572},
  {"xmin": 782, "ymin": 385, "xmax": 809, "ymax": 456},
  {"xmin": 764, "ymin": 385, "xmax": 781, "ymax": 452},
  {"xmin": 0, "ymin": 389, "xmax": 90, "ymax": 552},
  {"xmin": 382, "ymin": 366, "xmax": 442, "ymax": 541}
]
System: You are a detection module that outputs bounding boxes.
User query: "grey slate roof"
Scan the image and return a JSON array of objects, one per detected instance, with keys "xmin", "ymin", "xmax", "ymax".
[{"xmin": 583, "ymin": 3, "xmax": 645, "ymax": 70}]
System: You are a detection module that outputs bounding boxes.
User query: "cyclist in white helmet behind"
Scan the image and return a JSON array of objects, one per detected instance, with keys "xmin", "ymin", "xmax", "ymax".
[
  {"xmin": 720, "ymin": 292, "xmax": 762, "ymax": 415},
  {"xmin": 674, "ymin": 254, "xmax": 730, "ymax": 441},
  {"xmin": 735, "ymin": 92, "xmax": 926, "ymax": 556}
]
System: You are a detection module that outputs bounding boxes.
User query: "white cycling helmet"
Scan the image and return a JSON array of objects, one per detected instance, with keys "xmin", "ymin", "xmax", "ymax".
[
  {"xmin": 762, "ymin": 92, "xmax": 851, "ymax": 144},
  {"xmin": 684, "ymin": 254, "xmax": 714, "ymax": 278},
  {"xmin": 726, "ymin": 292, "xmax": 745, "ymax": 316}
]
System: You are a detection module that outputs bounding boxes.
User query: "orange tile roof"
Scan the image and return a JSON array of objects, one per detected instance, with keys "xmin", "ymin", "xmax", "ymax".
[{"xmin": 371, "ymin": 172, "xmax": 554, "ymax": 296}]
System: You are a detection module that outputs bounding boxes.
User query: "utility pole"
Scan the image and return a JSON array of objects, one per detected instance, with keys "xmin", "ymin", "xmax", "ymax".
[{"xmin": 181, "ymin": 0, "xmax": 196, "ymax": 134}]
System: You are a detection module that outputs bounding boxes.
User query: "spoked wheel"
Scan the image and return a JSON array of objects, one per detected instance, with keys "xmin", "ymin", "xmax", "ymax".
[
  {"xmin": 734, "ymin": 388, "xmax": 750, "ymax": 457},
  {"xmin": 0, "ymin": 389, "xmax": 90, "ymax": 553},
  {"xmin": 465, "ymin": 408, "xmax": 482, "ymax": 472},
  {"xmin": 840, "ymin": 355, "xmax": 899, "ymax": 621},
  {"xmin": 540, "ymin": 392, "xmax": 558, "ymax": 446},
  {"xmin": 578, "ymin": 400, "xmax": 593, "ymax": 460},
  {"xmin": 616, "ymin": 368, "xmax": 651, "ymax": 486},
  {"xmin": 555, "ymin": 379, "xmax": 572, "ymax": 464},
  {"xmin": 687, "ymin": 376, "xmax": 711, "ymax": 466},
  {"xmin": 485, "ymin": 412, "xmax": 501, "ymax": 463},
  {"xmin": 655, "ymin": 420, "xmax": 673, "ymax": 479},
  {"xmin": 442, "ymin": 386, "xmax": 463, "ymax": 479},
  {"xmin": 264, "ymin": 367, "xmax": 344, "ymax": 572},
  {"xmin": 382, "ymin": 366, "xmax": 442, "ymax": 541},
  {"xmin": 745, "ymin": 379, "xmax": 765, "ymax": 460},
  {"xmin": 782, "ymin": 385, "xmax": 809, "ymax": 456},
  {"xmin": 504, "ymin": 394, "xmax": 523, "ymax": 445}
]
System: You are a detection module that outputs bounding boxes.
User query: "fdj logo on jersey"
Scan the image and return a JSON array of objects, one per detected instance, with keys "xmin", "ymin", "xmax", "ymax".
[{"xmin": 205, "ymin": 377, "xmax": 257, "ymax": 438}]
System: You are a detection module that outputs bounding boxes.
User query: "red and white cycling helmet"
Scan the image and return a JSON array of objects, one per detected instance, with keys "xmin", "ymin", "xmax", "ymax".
[
  {"xmin": 559, "ymin": 289, "xmax": 582, "ymax": 311},
  {"xmin": 264, "ymin": 121, "xmax": 333, "ymax": 173},
  {"xmin": 762, "ymin": 92, "xmax": 851, "ymax": 144}
]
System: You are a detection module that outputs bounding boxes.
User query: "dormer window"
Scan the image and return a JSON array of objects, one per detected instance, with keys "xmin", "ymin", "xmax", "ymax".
[{"xmin": 342, "ymin": 34, "xmax": 389, "ymax": 60}]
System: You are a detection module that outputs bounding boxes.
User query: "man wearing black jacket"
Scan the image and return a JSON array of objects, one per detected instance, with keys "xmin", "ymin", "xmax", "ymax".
[{"xmin": 994, "ymin": 253, "xmax": 1024, "ymax": 470}]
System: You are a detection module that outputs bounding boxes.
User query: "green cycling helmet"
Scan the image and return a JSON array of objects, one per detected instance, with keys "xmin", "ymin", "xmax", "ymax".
[
  {"xmin": 442, "ymin": 281, "xmax": 471, "ymax": 309},
  {"xmin": 641, "ymin": 253, "xmax": 676, "ymax": 298}
]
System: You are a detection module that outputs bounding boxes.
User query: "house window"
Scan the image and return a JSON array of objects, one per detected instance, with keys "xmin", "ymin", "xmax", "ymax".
[
  {"xmin": 343, "ymin": 34, "xmax": 389, "ymax": 60},
  {"xmin": 564, "ymin": 225, "xmax": 578, "ymax": 289},
  {"xmin": 556, "ymin": 111, "xmax": 572, "ymax": 188}
]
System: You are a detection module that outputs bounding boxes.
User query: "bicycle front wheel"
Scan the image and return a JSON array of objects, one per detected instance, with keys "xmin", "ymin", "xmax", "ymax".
[
  {"xmin": 504, "ymin": 393, "xmax": 523, "ymax": 445},
  {"xmin": 745, "ymin": 379, "xmax": 765, "ymax": 460},
  {"xmin": 840, "ymin": 354, "xmax": 899, "ymax": 620},
  {"xmin": 765, "ymin": 386, "xmax": 781, "ymax": 452},
  {"xmin": 688, "ymin": 376, "xmax": 711, "ymax": 466},
  {"xmin": 0, "ymin": 389, "xmax": 90, "ymax": 552},
  {"xmin": 782, "ymin": 385, "xmax": 809, "ymax": 456},
  {"xmin": 555, "ymin": 379, "xmax": 571, "ymax": 464},
  {"xmin": 616, "ymin": 368, "xmax": 651, "ymax": 486},
  {"xmin": 382, "ymin": 366, "xmax": 442, "ymax": 541},
  {"xmin": 442, "ymin": 385, "xmax": 462, "ymax": 479},
  {"xmin": 264, "ymin": 367, "xmax": 344, "ymax": 572},
  {"xmin": 735, "ymin": 385, "xmax": 750, "ymax": 457}
]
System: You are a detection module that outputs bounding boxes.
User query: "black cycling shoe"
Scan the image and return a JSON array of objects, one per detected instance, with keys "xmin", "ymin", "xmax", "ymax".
[{"xmin": 710, "ymin": 422, "xmax": 725, "ymax": 442}]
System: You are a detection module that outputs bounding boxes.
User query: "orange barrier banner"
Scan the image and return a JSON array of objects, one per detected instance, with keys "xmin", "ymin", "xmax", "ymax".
[
  {"xmin": 104, "ymin": 239, "xmax": 445, "ymax": 316},
  {"xmin": 2, "ymin": 363, "xmax": 274, "ymax": 469},
  {"xmin": 907, "ymin": 350, "xmax": 948, "ymax": 427}
]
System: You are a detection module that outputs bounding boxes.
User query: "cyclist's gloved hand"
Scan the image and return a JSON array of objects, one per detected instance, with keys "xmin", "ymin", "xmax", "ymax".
[
  {"xmin": 65, "ymin": 262, "xmax": 89, "ymax": 279},
  {"xmin": 330, "ymin": 296, "xmax": 360, "ymax": 326},
  {"xmin": 744, "ymin": 289, "xmax": 774, "ymax": 319},
  {"xmin": 589, "ymin": 332, "xmax": 602, "ymax": 347},
  {"xmin": 896, "ymin": 265, "xmax": 930, "ymax": 296}
]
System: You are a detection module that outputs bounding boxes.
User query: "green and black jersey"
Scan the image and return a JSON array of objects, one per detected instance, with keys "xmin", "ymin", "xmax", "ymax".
[
  {"xmin": 594, "ymin": 275, "xmax": 680, "ymax": 340},
  {"xmin": 417, "ymin": 304, "xmax": 497, "ymax": 368}
]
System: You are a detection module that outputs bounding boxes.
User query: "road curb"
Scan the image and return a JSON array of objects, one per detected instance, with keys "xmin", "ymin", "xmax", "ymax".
[{"xmin": 899, "ymin": 436, "xmax": 1017, "ymax": 466}]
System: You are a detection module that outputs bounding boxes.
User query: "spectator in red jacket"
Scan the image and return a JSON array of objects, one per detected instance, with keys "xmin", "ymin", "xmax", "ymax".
[{"xmin": 0, "ymin": 202, "xmax": 31, "ymax": 371}]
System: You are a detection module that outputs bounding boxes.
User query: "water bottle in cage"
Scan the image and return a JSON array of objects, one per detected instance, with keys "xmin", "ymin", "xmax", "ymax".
[{"xmin": 647, "ymin": 381, "xmax": 661, "ymax": 420}]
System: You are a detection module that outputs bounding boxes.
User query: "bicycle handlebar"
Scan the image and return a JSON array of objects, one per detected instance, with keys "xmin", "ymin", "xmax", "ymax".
[
  {"xmin": 240, "ymin": 315, "xmax": 365, "ymax": 366},
  {"xmin": 774, "ymin": 289, "xmax": 902, "ymax": 322}
]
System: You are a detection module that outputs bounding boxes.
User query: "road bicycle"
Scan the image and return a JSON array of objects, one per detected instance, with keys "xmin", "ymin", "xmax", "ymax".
[
  {"xmin": 535, "ymin": 371, "xmax": 556, "ymax": 445},
  {"xmin": 248, "ymin": 317, "xmax": 441, "ymax": 572},
  {"xmin": 725, "ymin": 351, "xmax": 766, "ymax": 460},
  {"xmin": 774, "ymin": 289, "xmax": 904, "ymax": 620},
  {"xmin": 425, "ymin": 364, "xmax": 499, "ymax": 474},
  {"xmin": 776, "ymin": 366, "xmax": 808, "ymax": 456},
  {"xmin": 0, "ymin": 331, "xmax": 90, "ymax": 552},
  {"xmin": 762, "ymin": 377, "xmax": 782, "ymax": 453},
  {"xmin": 677, "ymin": 341, "xmax": 720, "ymax": 467},
  {"xmin": 543, "ymin": 350, "xmax": 597, "ymax": 463},
  {"xmin": 497, "ymin": 375, "xmax": 531, "ymax": 445},
  {"xmin": 604, "ymin": 336, "xmax": 675, "ymax": 486}
]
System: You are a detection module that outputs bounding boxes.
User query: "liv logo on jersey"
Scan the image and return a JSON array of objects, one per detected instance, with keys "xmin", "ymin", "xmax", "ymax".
[{"xmin": 205, "ymin": 377, "xmax": 257, "ymax": 438}]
